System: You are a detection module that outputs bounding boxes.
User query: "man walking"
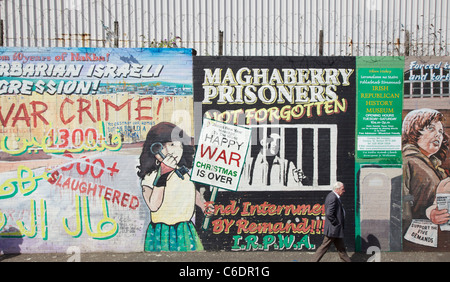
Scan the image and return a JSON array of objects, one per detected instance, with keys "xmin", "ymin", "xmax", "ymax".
[{"xmin": 312, "ymin": 181, "xmax": 351, "ymax": 262}]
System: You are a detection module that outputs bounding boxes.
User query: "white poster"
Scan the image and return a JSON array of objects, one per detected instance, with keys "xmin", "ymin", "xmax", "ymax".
[
  {"xmin": 191, "ymin": 118, "xmax": 251, "ymax": 191},
  {"xmin": 404, "ymin": 219, "xmax": 438, "ymax": 247},
  {"xmin": 436, "ymin": 193, "xmax": 450, "ymax": 231}
]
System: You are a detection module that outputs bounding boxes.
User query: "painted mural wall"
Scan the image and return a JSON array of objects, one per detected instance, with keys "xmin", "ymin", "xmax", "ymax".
[
  {"xmin": 0, "ymin": 49, "xmax": 360, "ymax": 254},
  {"xmin": 356, "ymin": 55, "xmax": 450, "ymax": 253},
  {"xmin": 402, "ymin": 56, "xmax": 450, "ymax": 251},
  {"xmin": 193, "ymin": 56, "xmax": 357, "ymax": 251},
  {"xmin": 355, "ymin": 57, "xmax": 404, "ymax": 252},
  {"xmin": 7, "ymin": 47, "xmax": 449, "ymax": 254},
  {"xmin": 0, "ymin": 47, "xmax": 194, "ymax": 253}
]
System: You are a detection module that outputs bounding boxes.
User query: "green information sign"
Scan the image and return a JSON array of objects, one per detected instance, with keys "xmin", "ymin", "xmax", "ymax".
[{"xmin": 356, "ymin": 57, "xmax": 404, "ymax": 159}]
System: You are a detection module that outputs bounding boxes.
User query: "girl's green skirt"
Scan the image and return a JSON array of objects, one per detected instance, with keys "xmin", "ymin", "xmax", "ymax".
[{"xmin": 144, "ymin": 221, "xmax": 204, "ymax": 252}]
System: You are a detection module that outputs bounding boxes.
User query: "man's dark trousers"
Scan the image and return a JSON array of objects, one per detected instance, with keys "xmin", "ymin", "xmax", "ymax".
[{"xmin": 312, "ymin": 190, "xmax": 351, "ymax": 262}]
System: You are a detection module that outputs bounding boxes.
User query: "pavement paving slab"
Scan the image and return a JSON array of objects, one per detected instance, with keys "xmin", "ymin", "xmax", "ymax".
[{"xmin": 2, "ymin": 251, "xmax": 450, "ymax": 262}]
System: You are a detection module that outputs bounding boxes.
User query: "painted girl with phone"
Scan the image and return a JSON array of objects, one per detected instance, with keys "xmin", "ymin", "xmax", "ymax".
[{"xmin": 137, "ymin": 122, "xmax": 213, "ymax": 251}]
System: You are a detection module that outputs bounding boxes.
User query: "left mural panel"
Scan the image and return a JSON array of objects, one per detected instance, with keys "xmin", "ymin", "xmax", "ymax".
[{"xmin": 0, "ymin": 47, "xmax": 195, "ymax": 253}]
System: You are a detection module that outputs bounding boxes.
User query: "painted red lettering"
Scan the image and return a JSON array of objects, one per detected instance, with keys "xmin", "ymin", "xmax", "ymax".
[
  {"xmin": 135, "ymin": 97, "xmax": 152, "ymax": 120},
  {"xmin": 0, "ymin": 103, "xmax": 15, "ymax": 126},
  {"xmin": 30, "ymin": 101, "xmax": 49, "ymax": 127},
  {"xmin": 103, "ymin": 98, "xmax": 132, "ymax": 121},
  {"xmin": 77, "ymin": 98, "xmax": 96, "ymax": 123},
  {"xmin": 229, "ymin": 152, "xmax": 241, "ymax": 167},
  {"xmin": 60, "ymin": 98, "xmax": 75, "ymax": 125},
  {"xmin": 112, "ymin": 190, "xmax": 121, "ymax": 205},
  {"xmin": 12, "ymin": 103, "xmax": 30, "ymax": 127}
]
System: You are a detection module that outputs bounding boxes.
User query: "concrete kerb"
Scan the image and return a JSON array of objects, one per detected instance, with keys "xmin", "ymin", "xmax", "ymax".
[{"xmin": 2, "ymin": 251, "xmax": 450, "ymax": 262}]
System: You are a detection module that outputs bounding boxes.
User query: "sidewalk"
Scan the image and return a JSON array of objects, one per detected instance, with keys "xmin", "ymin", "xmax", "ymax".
[{"xmin": 2, "ymin": 250, "xmax": 450, "ymax": 262}]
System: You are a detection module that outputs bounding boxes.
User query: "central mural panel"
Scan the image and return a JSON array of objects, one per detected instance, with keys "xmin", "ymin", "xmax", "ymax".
[{"xmin": 193, "ymin": 56, "xmax": 356, "ymax": 251}]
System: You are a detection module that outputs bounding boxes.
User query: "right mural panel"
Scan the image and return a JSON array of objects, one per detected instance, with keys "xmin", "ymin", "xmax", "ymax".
[{"xmin": 403, "ymin": 56, "xmax": 450, "ymax": 251}]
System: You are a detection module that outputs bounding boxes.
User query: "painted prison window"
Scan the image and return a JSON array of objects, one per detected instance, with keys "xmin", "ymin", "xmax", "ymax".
[
  {"xmin": 404, "ymin": 67, "xmax": 450, "ymax": 99},
  {"xmin": 238, "ymin": 124, "xmax": 337, "ymax": 191}
]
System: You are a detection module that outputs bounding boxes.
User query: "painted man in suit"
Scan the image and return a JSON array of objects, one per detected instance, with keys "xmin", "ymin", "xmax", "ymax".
[{"xmin": 312, "ymin": 181, "xmax": 351, "ymax": 262}]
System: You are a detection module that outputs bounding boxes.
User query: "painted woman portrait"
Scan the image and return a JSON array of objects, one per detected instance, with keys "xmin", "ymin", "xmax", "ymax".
[
  {"xmin": 137, "ymin": 122, "xmax": 213, "ymax": 252},
  {"xmin": 402, "ymin": 108, "xmax": 450, "ymax": 249}
]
